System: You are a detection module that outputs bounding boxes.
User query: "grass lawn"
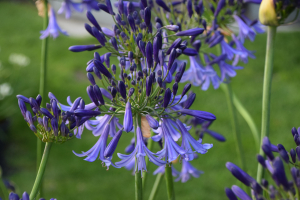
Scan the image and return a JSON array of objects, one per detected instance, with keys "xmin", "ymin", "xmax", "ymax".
[{"xmin": 0, "ymin": 1, "xmax": 300, "ymax": 199}]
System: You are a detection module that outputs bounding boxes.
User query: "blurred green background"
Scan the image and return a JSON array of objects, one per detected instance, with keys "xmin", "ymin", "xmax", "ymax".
[{"xmin": 0, "ymin": 1, "xmax": 300, "ymax": 199}]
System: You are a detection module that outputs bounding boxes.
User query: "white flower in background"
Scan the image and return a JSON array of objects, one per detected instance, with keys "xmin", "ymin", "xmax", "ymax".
[
  {"xmin": 0, "ymin": 83, "xmax": 13, "ymax": 100},
  {"xmin": 9, "ymin": 53, "xmax": 30, "ymax": 67}
]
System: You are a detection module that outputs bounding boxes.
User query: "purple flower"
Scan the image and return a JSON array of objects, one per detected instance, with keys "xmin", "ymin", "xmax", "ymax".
[
  {"xmin": 124, "ymin": 101, "xmax": 133, "ymax": 132},
  {"xmin": 231, "ymin": 34, "xmax": 255, "ymax": 65},
  {"xmin": 82, "ymin": 0, "xmax": 100, "ymax": 11},
  {"xmin": 73, "ymin": 124, "xmax": 113, "ymax": 168},
  {"xmin": 40, "ymin": 8, "xmax": 68, "ymax": 39},
  {"xmin": 180, "ymin": 56, "xmax": 205, "ymax": 86},
  {"xmin": 177, "ymin": 119, "xmax": 213, "ymax": 161},
  {"xmin": 241, "ymin": 15, "xmax": 265, "ymax": 34},
  {"xmin": 231, "ymin": 185, "xmax": 252, "ymax": 200},
  {"xmin": 175, "ymin": 28, "xmax": 204, "ymax": 36},
  {"xmin": 220, "ymin": 40, "xmax": 246, "ymax": 60},
  {"xmin": 58, "ymin": 0, "xmax": 83, "ymax": 19},
  {"xmin": 198, "ymin": 120, "xmax": 226, "ymax": 142},
  {"xmin": 153, "ymin": 165, "xmax": 180, "ymax": 177},
  {"xmin": 116, "ymin": 126, "xmax": 166, "ymax": 174},
  {"xmin": 156, "ymin": 0, "xmax": 170, "ymax": 12},
  {"xmin": 175, "ymin": 159, "xmax": 203, "ymax": 182},
  {"xmin": 233, "ymin": 15, "xmax": 256, "ymax": 43}
]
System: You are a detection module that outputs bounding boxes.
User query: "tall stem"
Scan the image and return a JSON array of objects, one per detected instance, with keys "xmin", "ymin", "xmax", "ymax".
[
  {"xmin": 142, "ymin": 131, "xmax": 154, "ymax": 188},
  {"xmin": 257, "ymin": 26, "xmax": 277, "ymax": 183},
  {"xmin": 0, "ymin": 166, "xmax": 8, "ymax": 200},
  {"xmin": 37, "ymin": 0, "xmax": 49, "ymax": 196},
  {"xmin": 148, "ymin": 173, "xmax": 163, "ymax": 200},
  {"xmin": 165, "ymin": 164, "xmax": 175, "ymax": 200},
  {"xmin": 30, "ymin": 142, "xmax": 52, "ymax": 200},
  {"xmin": 135, "ymin": 114, "xmax": 143, "ymax": 200},
  {"xmin": 221, "ymin": 83, "xmax": 246, "ymax": 171}
]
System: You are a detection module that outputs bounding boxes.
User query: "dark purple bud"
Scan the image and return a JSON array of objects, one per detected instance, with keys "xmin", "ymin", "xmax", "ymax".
[
  {"xmin": 132, "ymin": 10, "xmax": 138, "ymax": 19},
  {"xmin": 294, "ymin": 134, "xmax": 300, "ymax": 146},
  {"xmin": 93, "ymin": 67, "xmax": 102, "ymax": 80},
  {"xmin": 140, "ymin": 22, "xmax": 146, "ymax": 30},
  {"xmin": 17, "ymin": 94, "xmax": 30, "ymax": 103},
  {"xmin": 139, "ymin": 41, "xmax": 146, "ymax": 57},
  {"xmin": 225, "ymin": 188, "xmax": 238, "ymax": 200},
  {"xmin": 84, "ymin": 23, "xmax": 94, "ymax": 37},
  {"xmin": 38, "ymin": 117, "xmax": 43, "ymax": 125},
  {"xmin": 158, "ymin": 50, "xmax": 165, "ymax": 68},
  {"xmin": 110, "ymin": 87, "xmax": 117, "ymax": 98},
  {"xmin": 175, "ymin": 28, "xmax": 204, "ymax": 36},
  {"xmin": 128, "ymin": 51, "xmax": 134, "ymax": 63},
  {"xmin": 146, "ymin": 76, "xmax": 152, "ymax": 96},
  {"xmin": 104, "ymin": 129, "xmax": 123, "ymax": 157},
  {"xmin": 144, "ymin": 7, "xmax": 151, "ymax": 26},
  {"xmin": 227, "ymin": 166, "xmax": 251, "ymax": 186},
  {"xmin": 51, "ymin": 118, "xmax": 59, "ymax": 136},
  {"xmin": 153, "ymin": 37, "xmax": 160, "ymax": 63},
  {"xmin": 141, "ymin": 0, "xmax": 148, "ymax": 8},
  {"xmin": 277, "ymin": 144, "xmax": 289, "ymax": 163},
  {"xmin": 87, "ymin": 73, "xmax": 96, "ymax": 85},
  {"xmin": 168, "ymin": 48, "xmax": 177, "ymax": 70},
  {"xmin": 60, "ymin": 122, "xmax": 66, "ymax": 136},
  {"xmin": 29, "ymin": 97, "xmax": 39, "ymax": 111},
  {"xmin": 104, "ymin": 53, "xmax": 111, "ymax": 68},
  {"xmin": 202, "ymin": 20, "xmax": 207, "ymax": 30},
  {"xmin": 127, "ymin": 2, "xmax": 134, "ymax": 14},
  {"xmin": 184, "ymin": 93, "xmax": 196, "ymax": 109},
  {"xmin": 157, "ymin": 70, "xmax": 162, "ymax": 77},
  {"xmin": 290, "ymin": 149, "xmax": 296, "ymax": 163},
  {"xmin": 112, "ymin": 64, "xmax": 117, "ymax": 74},
  {"xmin": 157, "ymin": 77, "xmax": 162, "ymax": 87},
  {"xmin": 124, "ymin": 102, "xmax": 133, "ymax": 132},
  {"xmin": 92, "ymin": 27, "xmax": 106, "ymax": 46},
  {"xmin": 43, "ymin": 116, "xmax": 49, "ymax": 130},
  {"xmin": 110, "ymin": 37, "xmax": 118, "ymax": 51},
  {"xmin": 209, "ymin": 35, "xmax": 224, "ymax": 48},
  {"xmin": 166, "ymin": 38, "xmax": 182, "ymax": 55},
  {"xmin": 79, "ymin": 99, "xmax": 85, "ymax": 109},
  {"xmin": 163, "ymin": 88, "xmax": 171, "ymax": 108},
  {"xmin": 181, "ymin": 83, "xmax": 191, "ymax": 97},
  {"xmin": 25, "ymin": 110, "xmax": 33, "ymax": 125},
  {"xmin": 182, "ymin": 48, "xmax": 198, "ymax": 56},
  {"xmin": 94, "ymin": 60, "xmax": 112, "ymax": 79},
  {"xmin": 262, "ymin": 144, "xmax": 274, "ymax": 161},
  {"xmin": 296, "ymin": 146, "xmax": 300, "ymax": 161},
  {"xmin": 156, "ymin": 22, "xmax": 162, "ymax": 30},
  {"xmin": 165, "ymin": 25, "xmax": 179, "ymax": 32},
  {"xmin": 257, "ymin": 155, "xmax": 266, "ymax": 168},
  {"xmin": 192, "ymin": 40, "xmax": 201, "ymax": 52},
  {"xmin": 127, "ymin": 15, "xmax": 136, "ymax": 32},
  {"xmin": 136, "ymin": 33, "xmax": 143, "ymax": 45},
  {"xmin": 156, "ymin": 0, "xmax": 170, "ymax": 12},
  {"xmin": 118, "ymin": 81, "xmax": 127, "ymax": 99},
  {"xmin": 187, "ymin": 0, "xmax": 193, "ymax": 17},
  {"xmin": 115, "ymin": 14, "xmax": 122, "ymax": 25},
  {"xmin": 138, "ymin": 71, "xmax": 143, "ymax": 79},
  {"xmin": 179, "ymin": 40, "xmax": 187, "ymax": 50},
  {"xmin": 146, "ymin": 114, "xmax": 159, "ymax": 129},
  {"xmin": 40, "ymin": 108, "xmax": 54, "ymax": 119},
  {"xmin": 36, "ymin": 94, "xmax": 42, "ymax": 106},
  {"xmin": 128, "ymin": 88, "xmax": 135, "ymax": 97},
  {"xmin": 139, "ymin": 9, "xmax": 145, "ymax": 19},
  {"xmin": 146, "ymin": 42, "xmax": 153, "ymax": 68},
  {"xmin": 51, "ymin": 100, "xmax": 59, "ymax": 120},
  {"xmin": 272, "ymin": 157, "xmax": 289, "ymax": 191},
  {"xmin": 261, "ymin": 179, "xmax": 268, "ymax": 187},
  {"xmin": 105, "ymin": 0, "xmax": 115, "ymax": 15},
  {"xmin": 214, "ymin": 0, "xmax": 226, "ymax": 17},
  {"xmin": 292, "ymin": 127, "xmax": 298, "ymax": 136},
  {"xmin": 18, "ymin": 99, "xmax": 27, "ymax": 118},
  {"xmin": 69, "ymin": 45, "xmax": 102, "ymax": 52},
  {"xmin": 251, "ymin": 182, "xmax": 262, "ymax": 195},
  {"xmin": 74, "ymin": 109, "xmax": 101, "ymax": 117},
  {"xmin": 118, "ymin": 0, "xmax": 124, "ymax": 14},
  {"xmin": 87, "ymin": 11, "xmax": 102, "ymax": 31},
  {"xmin": 70, "ymin": 97, "xmax": 81, "ymax": 112},
  {"xmin": 172, "ymin": 83, "xmax": 178, "ymax": 96},
  {"xmin": 87, "ymin": 85, "xmax": 100, "ymax": 106},
  {"xmin": 98, "ymin": 3, "xmax": 110, "ymax": 13},
  {"xmin": 175, "ymin": 62, "xmax": 186, "ymax": 83},
  {"xmin": 291, "ymin": 167, "xmax": 299, "ymax": 186},
  {"xmin": 93, "ymin": 85, "xmax": 105, "ymax": 105}
]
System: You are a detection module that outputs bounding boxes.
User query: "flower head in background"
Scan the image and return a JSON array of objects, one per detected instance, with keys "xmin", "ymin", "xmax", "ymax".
[
  {"xmin": 225, "ymin": 126, "xmax": 300, "ymax": 199},
  {"xmin": 4, "ymin": 192, "xmax": 56, "ymax": 200},
  {"xmin": 58, "ymin": 0, "xmax": 83, "ymax": 19},
  {"xmin": 40, "ymin": 7, "xmax": 68, "ymax": 39}
]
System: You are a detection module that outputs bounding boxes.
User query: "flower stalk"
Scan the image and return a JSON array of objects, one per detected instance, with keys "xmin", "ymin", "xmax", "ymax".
[
  {"xmin": 165, "ymin": 163, "xmax": 175, "ymax": 200},
  {"xmin": 148, "ymin": 173, "xmax": 163, "ymax": 200},
  {"xmin": 30, "ymin": 142, "xmax": 52, "ymax": 200},
  {"xmin": 221, "ymin": 83, "xmax": 246, "ymax": 172},
  {"xmin": 135, "ymin": 114, "xmax": 143, "ymax": 200},
  {"xmin": 142, "ymin": 131, "xmax": 155, "ymax": 188},
  {"xmin": 256, "ymin": 26, "xmax": 277, "ymax": 183}
]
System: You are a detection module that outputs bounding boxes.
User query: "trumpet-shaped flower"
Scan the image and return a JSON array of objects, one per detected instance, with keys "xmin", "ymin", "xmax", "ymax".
[
  {"xmin": 175, "ymin": 159, "xmax": 203, "ymax": 183},
  {"xmin": 58, "ymin": 0, "xmax": 83, "ymax": 19}
]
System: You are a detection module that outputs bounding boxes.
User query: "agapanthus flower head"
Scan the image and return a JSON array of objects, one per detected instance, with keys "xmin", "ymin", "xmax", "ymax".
[
  {"xmin": 17, "ymin": 93, "xmax": 96, "ymax": 143},
  {"xmin": 6, "ymin": 191, "xmax": 56, "ymax": 200},
  {"xmin": 58, "ymin": 0, "xmax": 83, "ymax": 19},
  {"xmin": 225, "ymin": 126, "xmax": 300, "ymax": 199},
  {"xmin": 40, "ymin": 7, "xmax": 68, "ymax": 39}
]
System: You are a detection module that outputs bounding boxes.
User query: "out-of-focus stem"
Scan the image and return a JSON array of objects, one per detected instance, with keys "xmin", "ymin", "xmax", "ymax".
[
  {"xmin": 165, "ymin": 163, "xmax": 175, "ymax": 200},
  {"xmin": 148, "ymin": 173, "xmax": 163, "ymax": 200},
  {"xmin": 142, "ymin": 131, "xmax": 155, "ymax": 188},
  {"xmin": 135, "ymin": 114, "xmax": 143, "ymax": 200}
]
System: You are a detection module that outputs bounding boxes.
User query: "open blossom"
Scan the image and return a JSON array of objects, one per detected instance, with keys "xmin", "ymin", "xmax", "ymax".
[
  {"xmin": 40, "ymin": 8, "xmax": 68, "ymax": 39},
  {"xmin": 58, "ymin": 0, "xmax": 83, "ymax": 19}
]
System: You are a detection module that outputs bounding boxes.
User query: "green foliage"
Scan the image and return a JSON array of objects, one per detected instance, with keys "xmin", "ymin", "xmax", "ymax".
[{"xmin": 0, "ymin": 2, "xmax": 300, "ymax": 199}]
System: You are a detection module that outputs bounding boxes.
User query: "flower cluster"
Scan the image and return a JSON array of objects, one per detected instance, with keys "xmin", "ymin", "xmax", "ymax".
[
  {"xmin": 16, "ymin": 93, "xmax": 99, "ymax": 143},
  {"xmin": 59, "ymin": 0, "xmax": 217, "ymax": 175},
  {"xmin": 152, "ymin": 0, "xmax": 264, "ymax": 90},
  {"xmin": 225, "ymin": 127, "xmax": 300, "ymax": 200},
  {"xmin": 2, "ymin": 192, "xmax": 56, "ymax": 200}
]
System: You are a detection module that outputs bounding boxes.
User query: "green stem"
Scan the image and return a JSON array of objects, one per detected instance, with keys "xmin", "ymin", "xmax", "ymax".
[
  {"xmin": 30, "ymin": 142, "xmax": 52, "ymax": 200},
  {"xmin": 0, "ymin": 166, "xmax": 8, "ymax": 200},
  {"xmin": 232, "ymin": 92, "xmax": 260, "ymax": 150},
  {"xmin": 256, "ymin": 26, "xmax": 277, "ymax": 183},
  {"xmin": 37, "ymin": 0, "xmax": 49, "ymax": 197},
  {"xmin": 221, "ymin": 83, "xmax": 246, "ymax": 171},
  {"xmin": 135, "ymin": 114, "xmax": 143, "ymax": 200},
  {"xmin": 142, "ymin": 131, "xmax": 155, "ymax": 188},
  {"xmin": 165, "ymin": 164, "xmax": 175, "ymax": 200},
  {"xmin": 148, "ymin": 173, "xmax": 163, "ymax": 200}
]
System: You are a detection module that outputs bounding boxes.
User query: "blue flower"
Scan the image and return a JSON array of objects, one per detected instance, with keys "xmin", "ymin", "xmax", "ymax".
[
  {"xmin": 241, "ymin": 15, "xmax": 265, "ymax": 34},
  {"xmin": 82, "ymin": 0, "xmax": 100, "ymax": 11},
  {"xmin": 153, "ymin": 165, "xmax": 180, "ymax": 177},
  {"xmin": 233, "ymin": 15, "xmax": 256, "ymax": 43},
  {"xmin": 124, "ymin": 101, "xmax": 133, "ymax": 132},
  {"xmin": 40, "ymin": 8, "xmax": 68, "ymax": 39},
  {"xmin": 115, "ymin": 126, "xmax": 166, "ymax": 175},
  {"xmin": 220, "ymin": 40, "xmax": 246, "ymax": 60},
  {"xmin": 58, "ymin": 0, "xmax": 83, "ymax": 19},
  {"xmin": 231, "ymin": 34, "xmax": 255, "ymax": 65},
  {"xmin": 175, "ymin": 159, "xmax": 203, "ymax": 183},
  {"xmin": 180, "ymin": 55, "xmax": 205, "ymax": 86}
]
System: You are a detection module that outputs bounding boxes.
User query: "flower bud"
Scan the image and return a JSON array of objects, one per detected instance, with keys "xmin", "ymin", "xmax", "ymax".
[
  {"xmin": 146, "ymin": 42, "xmax": 153, "ymax": 68},
  {"xmin": 146, "ymin": 76, "xmax": 152, "ymax": 96},
  {"xmin": 51, "ymin": 118, "xmax": 59, "ymax": 136},
  {"xmin": 87, "ymin": 73, "xmax": 96, "ymax": 85},
  {"xmin": 257, "ymin": 154, "xmax": 266, "ymax": 168},
  {"xmin": 181, "ymin": 83, "xmax": 191, "ymax": 97},
  {"xmin": 86, "ymin": 11, "xmax": 102, "ymax": 31},
  {"xmin": 184, "ymin": 93, "xmax": 196, "ymax": 109},
  {"xmin": 93, "ymin": 85, "xmax": 105, "ymax": 105},
  {"xmin": 290, "ymin": 149, "xmax": 296, "ymax": 163},
  {"xmin": 139, "ymin": 41, "xmax": 146, "ymax": 57},
  {"xmin": 105, "ymin": 0, "xmax": 115, "ymax": 15},
  {"xmin": 124, "ymin": 101, "xmax": 133, "ymax": 132},
  {"xmin": 128, "ymin": 88, "xmax": 135, "ymax": 97},
  {"xmin": 144, "ymin": 7, "xmax": 151, "ymax": 26},
  {"xmin": 87, "ymin": 85, "xmax": 100, "ymax": 106},
  {"xmin": 259, "ymin": 0, "xmax": 278, "ymax": 26},
  {"xmin": 172, "ymin": 83, "xmax": 178, "ymax": 96},
  {"xmin": 163, "ymin": 88, "xmax": 171, "ymax": 108},
  {"xmin": 118, "ymin": 81, "xmax": 127, "ymax": 99}
]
